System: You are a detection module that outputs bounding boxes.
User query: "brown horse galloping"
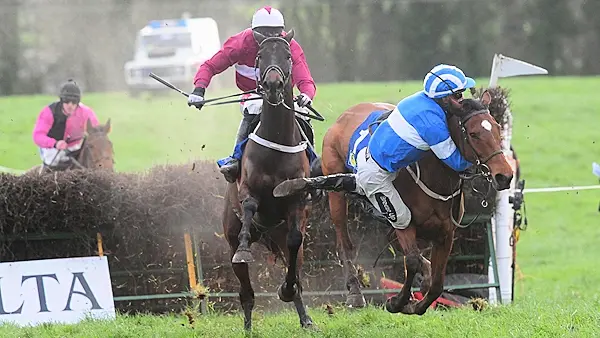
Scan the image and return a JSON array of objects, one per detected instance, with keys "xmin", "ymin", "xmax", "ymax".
[
  {"xmin": 25, "ymin": 118, "xmax": 115, "ymax": 175},
  {"xmin": 221, "ymin": 29, "xmax": 317, "ymax": 331},
  {"xmin": 274, "ymin": 90, "xmax": 514, "ymax": 315}
]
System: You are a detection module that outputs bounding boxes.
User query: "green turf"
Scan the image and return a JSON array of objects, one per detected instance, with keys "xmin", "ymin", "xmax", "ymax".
[
  {"xmin": 0, "ymin": 299, "xmax": 598, "ymax": 337},
  {"xmin": 1, "ymin": 76, "xmax": 599, "ymax": 336}
]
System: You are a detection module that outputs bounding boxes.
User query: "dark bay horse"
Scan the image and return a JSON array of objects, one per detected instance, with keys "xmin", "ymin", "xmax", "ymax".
[
  {"xmin": 274, "ymin": 90, "xmax": 514, "ymax": 315},
  {"xmin": 221, "ymin": 29, "xmax": 316, "ymax": 330},
  {"xmin": 25, "ymin": 118, "xmax": 115, "ymax": 175}
]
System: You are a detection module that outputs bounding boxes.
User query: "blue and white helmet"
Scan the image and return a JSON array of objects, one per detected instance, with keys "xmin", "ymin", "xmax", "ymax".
[{"xmin": 423, "ymin": 64, "xmax": 476, "ymax": 99}]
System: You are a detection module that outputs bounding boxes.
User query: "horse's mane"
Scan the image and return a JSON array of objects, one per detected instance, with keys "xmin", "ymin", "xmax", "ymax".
[
  {"xmin": 470, "ymin": 86, "xmax": 512, "ymax": 127},
  {"xmin": 460, "ymin": 97, "xmax": 487, "ymax": 113}
]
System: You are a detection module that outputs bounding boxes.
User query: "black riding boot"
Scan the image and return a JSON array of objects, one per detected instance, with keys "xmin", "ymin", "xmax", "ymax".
[
  {"xmin": 309, "ymin": 173, "xmax": 357, "ymax": 192},
  {"xmin": 220, "ymin": 114, "xmax": 254, "ymax": 183},
  {"xmin": 274, "ymin": 173, "xmax": 358, "ymax": 197}
]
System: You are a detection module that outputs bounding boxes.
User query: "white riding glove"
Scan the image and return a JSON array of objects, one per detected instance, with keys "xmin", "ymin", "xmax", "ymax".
[
  {"xmin": 295, "ymin": 93, "xmax": 312, "ymax": 108},
  {"xmin": 187, "ymin": 87, "xmax": 206, "ymax": 110},
  {"xmin": 188, "ymin": 94, "xmax": 204, "ymax": 105}
]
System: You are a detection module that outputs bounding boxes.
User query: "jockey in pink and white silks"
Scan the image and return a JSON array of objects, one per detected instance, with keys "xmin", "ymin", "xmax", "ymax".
[
  {"xmin": 32, "ymin": 79, "xmax": 99, "ymax": 169},
  {"xmin": 351, "ymin": 65, "xmax": 476, "ymax": 229},
  {"xmin": 187, "ymin": 6, "xmax": 317, "ymax": 183}
]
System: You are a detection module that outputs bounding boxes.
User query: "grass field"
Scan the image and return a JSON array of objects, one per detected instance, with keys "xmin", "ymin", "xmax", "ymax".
[{"xmin": 1, "ymin": 76, "xmax": 600, "ymax": 336}]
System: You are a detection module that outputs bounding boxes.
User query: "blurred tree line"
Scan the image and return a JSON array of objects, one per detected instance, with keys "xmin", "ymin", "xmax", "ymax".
[{"xmin": 0, "ymin": 0, "xmax": 598, "ymax": 96}]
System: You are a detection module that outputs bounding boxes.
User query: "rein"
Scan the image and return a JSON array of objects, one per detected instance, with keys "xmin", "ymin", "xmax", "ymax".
[{"xmin": 47, "ymin": 136, "xmax": 86, "ymax": 171}]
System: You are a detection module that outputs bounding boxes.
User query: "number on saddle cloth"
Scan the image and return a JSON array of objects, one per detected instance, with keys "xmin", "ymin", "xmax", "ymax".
[
  {"xmin": 216, "ymin": 117, "xmax": 318, "ymax": 168},
  {"xmin": 346, "ymin": 109, "xmax": 390, "ymax": 173}
]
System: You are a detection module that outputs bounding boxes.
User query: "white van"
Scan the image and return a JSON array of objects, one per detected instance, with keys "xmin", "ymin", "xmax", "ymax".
[{"xmin": 124, "ymin": 16, "xmax": 221, "ymax": 96}]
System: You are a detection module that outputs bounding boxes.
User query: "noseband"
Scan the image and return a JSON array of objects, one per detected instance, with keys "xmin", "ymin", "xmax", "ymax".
[{"xmin": 254, "ymin": 36, "xmax": 292, "ymax": 106}]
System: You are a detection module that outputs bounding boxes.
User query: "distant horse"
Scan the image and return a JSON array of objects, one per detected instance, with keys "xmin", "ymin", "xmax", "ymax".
[
  {"xmin": 273, "ymin": 90, "xmax": 514, "ymax": 315},
  {"xmin": 221, "ymin": 29, "xmax": 317, "ymax": 330},
  {"xmin": 25, "ymin": 118, "xmax": 115, "ymax": 175}
]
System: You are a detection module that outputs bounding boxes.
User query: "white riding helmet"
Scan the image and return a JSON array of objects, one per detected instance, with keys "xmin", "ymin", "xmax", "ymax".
[{"xmin": 251, "ymin": 6, "xmax": 284, "ymax": 29}]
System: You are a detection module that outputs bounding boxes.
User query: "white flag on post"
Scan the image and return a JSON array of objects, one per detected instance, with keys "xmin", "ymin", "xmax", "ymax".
[{"xmin": 488, "ymin": 54, "xmax": 549, "ymax": 87}]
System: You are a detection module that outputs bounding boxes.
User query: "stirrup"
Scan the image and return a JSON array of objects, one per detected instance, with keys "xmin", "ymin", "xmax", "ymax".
[{"xmin": 216, "ymin": 156, "xmax": 237, "ymax": 168}]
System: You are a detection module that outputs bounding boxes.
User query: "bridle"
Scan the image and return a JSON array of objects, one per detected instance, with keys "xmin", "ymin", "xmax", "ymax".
[
  {"xmin": 450, "ymin": 108, "xmax": 505, "ymax": 228},
  {"xmin": 253, "ymin": 35, "xmax": 292, "ymax": 106},
  {"xmin": 84, "ymin": 133, "xmax": 115, "ymax": 168},
  {"xmin": 457, "ymin": 108, "xmax": 505, "ymax": 182}
]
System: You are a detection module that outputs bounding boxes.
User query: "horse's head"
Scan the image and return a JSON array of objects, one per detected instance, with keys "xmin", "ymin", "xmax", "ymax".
[
  {"xmin": 451, "ymin": 90, "xmax": 513, "ymax": 191},
  {"xmin": 253, "ymin": 29, "xmax": 294, "ymax": 105},
  {"xmin": 83, "ymin": 118, "xmax": 115, "ymax": 171}
]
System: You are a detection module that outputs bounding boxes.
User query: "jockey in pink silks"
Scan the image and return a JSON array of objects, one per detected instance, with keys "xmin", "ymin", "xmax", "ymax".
[
  {"xmin": 188, "ymin": 6, "xmax": 318, "ymax": 183},
  {"xmin": 32, "ymin": 79, "xmax": 99, "ymax": 169}
]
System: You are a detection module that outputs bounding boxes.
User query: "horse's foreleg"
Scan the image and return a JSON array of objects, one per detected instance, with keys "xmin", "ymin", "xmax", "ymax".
[
  {"xmin": 231, "ymin": 258, "xmax": 255, "ymax": 330},
  {"xmin": 224, "ymin": 198, "xmax": 255, "ymax": 331},
  {"xmin": 278, "ymin": 204, "xmax": 314, "ymax": 328},
  {"xmin": 408, "ymin": 229, "xmax": 454, "ymax": 315},
  {"xmin": 232, "ymin": 196, "xmax": 258, "ymax": 264},
  {"xmin": 386, "ymin": 227, "xmax": 422, "ymax": 313},
  {"xmin": 278, "ymin": 210, "xmax": 303, "ymax": 303},
  {"xmin": 330, "ymin": 191, "xmax": 365, "ymax": 308}
]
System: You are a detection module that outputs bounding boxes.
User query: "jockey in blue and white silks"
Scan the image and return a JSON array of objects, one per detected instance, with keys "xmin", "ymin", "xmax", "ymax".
[{"xmin": 354, "ymin": 64, "xmax": 476, "ymax": 229}]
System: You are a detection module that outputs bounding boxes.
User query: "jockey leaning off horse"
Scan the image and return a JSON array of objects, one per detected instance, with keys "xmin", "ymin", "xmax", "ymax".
[
  {"xmin": 188, "ymin": 6, "xmax": 317, "ymax": 183},
  {"xmin": 32, "ymin": 79, "xmax": 99, "ymax": 169},
  {"xmin": 354, "ymin": 64, "xmax": 477, "ymax": 229}
]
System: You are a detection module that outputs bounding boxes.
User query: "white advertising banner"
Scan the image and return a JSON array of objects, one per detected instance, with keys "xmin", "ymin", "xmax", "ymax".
[{"xmin": 0, "ymin": 256, "xmax": 115, "ymax": 326}]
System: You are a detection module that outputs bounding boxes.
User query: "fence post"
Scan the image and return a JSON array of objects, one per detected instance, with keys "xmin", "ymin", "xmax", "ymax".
[
  {"xmin": 192, "ymin": 230, "xmax": 208, "ymax": 315},
  {"xmin": 184, "ymin": 232, "xmax": 198, "ymax": 289},
  {"xmin": 96, "ymin": 232, "xmax": 104, "ymax": 256}
]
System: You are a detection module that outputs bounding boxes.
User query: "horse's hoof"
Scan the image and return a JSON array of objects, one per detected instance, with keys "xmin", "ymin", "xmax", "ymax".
[
  {"xmin": 232, "ymin": 249, "xmax": 254, "ymax": 263},
  {"xmin": 301, "ymin": 319, "xmax": 319, "ymax": 331},
  {"xmin": 346, "ymin": 293, "xmax": 366, "ymax": 309},
  {"xmin": 277, "ymin": 283, "xmax": 298, "ymax": 302},
  {"xmin": 385, "ymin": 297, "xmax": 402, "ymax": 314},
  {"xmin": 400, "ymin": 301, "xmax": 420, "ymax": 315},
  {"xmin": 273, "ymin": 178, "xmax": 308, "ymax": 197}
]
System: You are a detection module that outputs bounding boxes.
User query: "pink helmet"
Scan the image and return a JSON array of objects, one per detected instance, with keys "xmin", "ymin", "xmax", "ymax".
[{"xmin": 251, "ymin": 6, "xmax": 284, "ymax": 29}]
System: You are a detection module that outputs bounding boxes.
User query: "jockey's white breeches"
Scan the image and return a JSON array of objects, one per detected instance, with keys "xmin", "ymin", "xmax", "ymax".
[
  {"xmin": 355, "ymin": 147, "xmax": 412, "ymax": 229},
  {"xmin": 39, "ymin": 142, "xmax": 83, "ymax": 167}
]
